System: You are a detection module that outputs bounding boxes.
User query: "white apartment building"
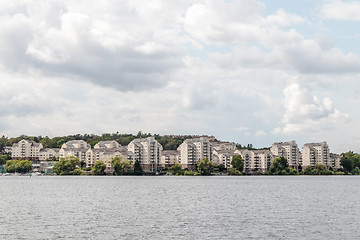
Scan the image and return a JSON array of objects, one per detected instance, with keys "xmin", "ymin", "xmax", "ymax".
[
  {"xmin": 11, "ymin": 139, "xmax": 43, "ymax": 161},
  {"xmin": 270, "ymin": 141, "xmax": 300, "ymax": 169},
  {"xmin": 127, "ymin": 137, "xmax": 163, "ymax": 171},
  {"xmin": 59, "ymin": 140, "xmax": 91, "ymax": 163},
  {"xmin": 86, "ymin": 144, "xmax": 133, "ymax": 169},
  {"xmin": 213, "ymin": 150, "xmax": 239, "ymax": 168},
  {"xmin": 39, "ymin": 148, "xmax": 60, "ymax": 161},
  {"xmin": 330, "ymin": 153, "xmax": 342, "ymax": 169},
  {"xmin": 177, "ymin": 137, "xmax": 212, "ymax": 169},
  {"xmin": 302, "ymin": 142, "xmax": 330, "ymax": 168},
  {"xmin": 160, "ymin": 150, "xmax": 180, "ymax": 168},
  {"xmin": 211, "ymin": 142, "xmax": 237, "ymax": 151},
  {"xmin": 238, "ymin": 149, "xmax": 274, "ymax": 173},
  {"xmin": 94, "ymin": 140, "xmax": 121, "ymax": 149}
]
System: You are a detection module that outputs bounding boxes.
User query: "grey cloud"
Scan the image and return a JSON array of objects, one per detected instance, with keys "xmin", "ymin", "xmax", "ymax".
[{"xmin": 0, "ymin": 3, "xmax": 184, "ymax": 92}]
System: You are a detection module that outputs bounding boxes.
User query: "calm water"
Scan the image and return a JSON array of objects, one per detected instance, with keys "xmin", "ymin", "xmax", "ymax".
[{"xmin": 0, "ymin": 176, "xmax": 359, "ymax": 239}]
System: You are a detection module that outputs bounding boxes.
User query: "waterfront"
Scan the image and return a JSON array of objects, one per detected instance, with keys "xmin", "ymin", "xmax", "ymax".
[{"xmin": 0, "ymin": 176, "xmax": 359, "ymax": 239}]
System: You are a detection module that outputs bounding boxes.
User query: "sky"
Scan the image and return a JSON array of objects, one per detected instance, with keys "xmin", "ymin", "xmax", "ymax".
[{"xmin": 1, "ymin": 0, "xmax": 360, "ymax": 153}]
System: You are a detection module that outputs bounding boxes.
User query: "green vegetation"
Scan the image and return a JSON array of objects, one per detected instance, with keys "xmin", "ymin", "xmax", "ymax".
[
  {"xmin": 133, "ymin": 159, "xmax": 143, "ymax": 175},
  {"xmin": 227, "ymin": 167, "xmax": 242, "ymax": 175},
  {"xmin": 301, "ymin": 164, "xmax": 334, "ymax": 175},
  {"xmin": 197, "ymin": 158, "xmax": 216, "ymax": 176},
  {"xmin": 170, "ymin": 163, "xmax": 184, "ymax": 175},
  {"xmin": 53, "ymin": 156, "xmax": 80, "ymax": 175},
  {"xmin": 267, "ymin": 157, "xmax": 298, "ymax": 175},
  {"xmin": 341, "ymin": 151, "xmax": 360, "ymax": 173},
  {"xmin": 4, "ymin": 160, "xmax": 32, "ymax": 173},
  {"xmin": 111, "ymin": 156, "xmax": 131, "ymax": 175},
  {"xmin": 231, "ymin": 155, "xmax": 244, "ymax": 172},
  {"xmin": 91, "ymin": 161, "xmax": 106, "ymax": 175},
  {"xmin": 0, "ymin": 154, "xmax": 10, "ymax": 165}
]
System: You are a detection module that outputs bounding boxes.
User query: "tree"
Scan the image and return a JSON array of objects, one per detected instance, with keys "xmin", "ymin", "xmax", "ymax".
[
  {"xmin": 111, "ymin": 156, "xmax": 131, "ymax": 175},
  {"xmin": 341, "ymin": 152, "xmax": 360, "ymax": 173},
  {"xmin": 0, "ymin": 155, "xmax": 8, "ymax": 165},
  {"xmin": 267, "ymin": 157, "xmax": 297, "ymax": 175},
  {"xmin": 4, "ymin": 160, "xmax": 32, "ymax": 173},
  {"xmin": 133, "ymin": 159, "xmax": 143, "ymax": 175},
  {"xmin": 197, "ymin": 158, "xmax": 216, "ymax": 176},
  {"xmin": 231, "ymin": 155, "xmax": 244, "ymax": 172},
  {"xmin": 227, "ymin": 167, "xmax": 242, "ymax": 175},
  {"xmin": 91, "ymin": 161, "xmax": 106, "ymax": 175},
  {"xmin": 53, "ymin": 156, "xmax": 80, "ymax": 175},
  {"xmin": 170, "ymin": 163, "xmax": 184, "ymax": 175}
]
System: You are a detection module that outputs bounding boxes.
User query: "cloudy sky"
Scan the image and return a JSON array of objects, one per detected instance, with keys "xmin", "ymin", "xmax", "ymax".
[{"xmin": 1, "ymin": 0, "xmax": 360, "ymax": 153}]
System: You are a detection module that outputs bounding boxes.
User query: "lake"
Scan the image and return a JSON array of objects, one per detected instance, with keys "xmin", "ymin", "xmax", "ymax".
[{"xmin": 0, "ymin": 176, "xmax": 359, "ymax": 239}]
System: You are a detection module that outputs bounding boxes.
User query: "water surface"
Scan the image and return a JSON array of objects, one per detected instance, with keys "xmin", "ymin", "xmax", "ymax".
[{"xmin": 0, "ymin": 176, "xmax": 359, "ymax": 239}]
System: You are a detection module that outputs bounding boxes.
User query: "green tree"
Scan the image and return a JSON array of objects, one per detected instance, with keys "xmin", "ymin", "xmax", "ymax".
[
  {"xmin": 111, "ymin": 156, "xmax": 131, "ymax": 175},
  {"xmin": 4, "ymin": 160, "xmax": 32, "ymax": 173},
  {"xmin": 133, "ymin": 159, "xmax": 143, "ymax": 175},
  {"xmin": 227, "ymin": 167, "xmax": 242, "ymax": 175},
  {"xmin": 170, "ymin": 163, "xmax": 184, "ymax": 175},
  {"xmin": 341, "ymin": 151, "xmax": 360, "ymax": 173},
  {"xmin": 231, "ymin": 155, "xmax": 244, "ymax": 172},
  {"xmin": 0, "ymin": 155, "xmax": 8, "ymax": 165},
  {"xmin": 53, "ymin": 156, "xmax": 80, "ymax": 175},
  {"xmin": 267, "ymin": 157, "xmax": 297, "ymax": 175},
  {"xmin": 91, "ymin": 161, "xmax": 106, "ymax": 175},
  {"xmin": 197, "ymin": 158, "xmax": 216, "ymax": 176}
]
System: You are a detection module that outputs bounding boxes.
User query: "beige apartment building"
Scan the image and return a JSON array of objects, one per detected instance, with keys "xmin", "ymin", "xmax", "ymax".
[
  {"xmin": 270, "ymin": 141, "xmax": 300, "ymax": 169},
  {"xmin": 160, "ymin": 150, "xmax": 180, "ymax": 168},
  {"xmin": 177, "ymin": 137, "xmax": 212, "ymax": 169},
  {"xmin": 211, "ymin": 141, "xmax": 237, "ymax": 151},
  {"xmin": 127, "ymin": 137, "xmax": 163, "ymax": 171},
  {"xmin": 11, "ymin": 139, "xmax": 43, "ymax": 161},
  {"xmin": 86, "ymin": 141, "xmax": 133, "ymax": 169},
  {"xmin": 238, "ymin": 149, "xmax": 274, "ymax": 173},
  {"xmin": 302, "ymin": 142, "xmax": 330, "ymax": 168},
  {"xmin": 213, "ymin": 150, "xmax": 239, "ymax": 168},
  {"xmin": 330, "ymin": 153, "xmax": 342, "ymax": 169},
  {"xmin": 59, "ymin": 140, "xmax": 91, "ymax": 163},
  {"xmin": 39, "ymin": 148, "xmax": 60, "ymax": 161}
]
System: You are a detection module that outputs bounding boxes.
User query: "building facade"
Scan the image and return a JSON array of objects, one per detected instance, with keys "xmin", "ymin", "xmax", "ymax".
[
  {"xmin": 160, "ymin": 150, "xmax": 180, "ymax": 168},
  {"xmin": 11, "ymin": 139, "xmax": 43, "ymax": 161},
  {"xmin": 302, "ymin": 142, "xmax": 330, "ymax": 168},
  {"xmin": 270, "ymin": 141, "xmax": 300, "ymax": 169},
  {"xmin": 59, "ymin": 140, "xmax": 91, "ymax": 163},
  {"xmin": 177, "ymin": 137, "xmax": 212, "ymax": 169},
  {"xmin": 238, "ymin": 149, "xmax": 274, "ymax": 173},
  {"xmin": 127, "ymin": 137, "xmax": 162, "ymax": 171},
  {"xmin": 39, "ymin": 148, "xmax": 60, "ymax": 161}
]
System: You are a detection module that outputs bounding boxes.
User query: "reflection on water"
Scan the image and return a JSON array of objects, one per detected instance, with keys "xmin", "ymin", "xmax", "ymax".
[{"xmin": 0, "ymin": 176, "xmax": 359, "ymax": 239}]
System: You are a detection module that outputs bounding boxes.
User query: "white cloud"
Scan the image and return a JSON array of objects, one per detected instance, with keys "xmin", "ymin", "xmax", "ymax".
[
  {"xmin": 264, "ymin": 9, "xmax": 306, "ymax": 26},
  {"xmin": 274, "ymin": 83, "xmax": 349, "ymax": 135},
  {"xmin": 255, "ymin": 130, "xmax": 267, "ymax": 137},
  {"xmin": 321, "ymin": 0, "xmax": 360, "ymax": 20}
]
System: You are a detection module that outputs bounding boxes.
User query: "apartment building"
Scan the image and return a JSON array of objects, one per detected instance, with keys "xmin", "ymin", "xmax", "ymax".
[
  {"xmin": 86, "ymin": 141, "xmax": 133, "ymax": 169},
  {"xmin": 59, "ymin": 140, "xmax": 91, "ymax": 163},
  {"xmin": 127, "ymin": 137, "xmax": 162, "ymax": 171},
  {"xmin": 11, "ymin": 139, "xmax": 43, "ymax": 161},
  {"xmin": 302, "ymin": 142, "xmax": 330, "ymax": 168},
  {"xmin": 160, "ymin": 150, "xmax": 180, "ymax": 168},
  {"xmin": 94, "ymin": 140, "xmax": 121, "ymax": 149},
  {"xmin": 270, "ymin": 141, "xmax": 300, "ymax": 169},
  {"xmin": 39, "ymin": 148, "xmax": 60, "ymax": 161},
  {"xmin": 238, "ymin": 149, "xmax": 274, "ymax": 173},
  {"xmin": 213, "ymin": 150, "xmax": 239, "ymax": 168},
  {"xmin": 330, "ymin": 153, "xmax": 342, "ymax": 169},
  {"xmin": 177, "ymin": 137, "xmax": 212, "ymax": 169},
  {"xmin": 211, "ymin": 141, "xmax": 236, "ymax": 151}
]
